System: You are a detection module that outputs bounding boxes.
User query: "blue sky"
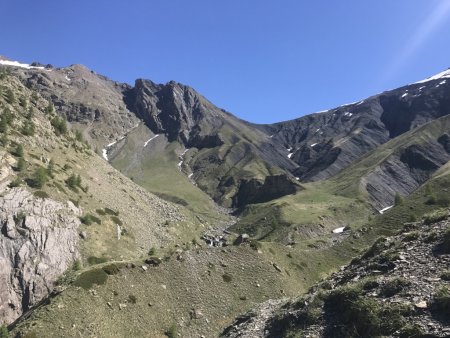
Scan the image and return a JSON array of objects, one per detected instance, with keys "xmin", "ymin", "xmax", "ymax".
[{"xmin": 2, "ymin": 0, "xmax": 450, "ymax": 123}]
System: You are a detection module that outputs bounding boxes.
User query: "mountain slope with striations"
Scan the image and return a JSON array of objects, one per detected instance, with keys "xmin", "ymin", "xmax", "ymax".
[{"xmin": 1, "ymin": 57, "xmax": 450, "ymax": 337}]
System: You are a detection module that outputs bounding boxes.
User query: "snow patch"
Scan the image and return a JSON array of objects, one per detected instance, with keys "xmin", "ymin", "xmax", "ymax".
[
  {"xmin": 0, "ymin": 59, "xmax": 46, "ymax": 70},
  {"xmin": 102, "ymin": 148, "xmax": 108, "ymax": 161},
  {"xmin": 332, "ymin": 226, "xmax": 346, "ymax": 234},
  {"xmin": 269, "ymin": 134, "xmax": 275, "ymax": 138},
  {"xmin": 379, "ymin": 205, "xmax": 393, "ymax": 214},
  {"xmin": 415, "ymin": 69, "xmax": 450, "ymax": 84},
  {"xmin": 287, "ymin": 153, "xmax": 294, "ymax": 159},
  {"xmin": 144, "ymin": 134, "xmax": 160, "ymax": 147},
  {"xmin": 188, "ymin": 173, "xmax": 193, "ymax": 179},
  {"xmin": 177, "ymin": 148, "xmax": 190, "ymax": 170},
  {"xmin": 295, "ymin": 177, "xmax": 300, "ymax": 181},
  {"xmin": 401, "ymin": 92, "xmax": 408, "ymax": 98},
  {"xmin": 418, "ymin": 86, "xmax": 426, "ymax": 91},
  {"xmin": 310, "ymin": 143, "xmax": 318, "ymax": 147},
  {"xmin": 343, "ymin": 112, "xmax": 353, "ymax": 117},
  {"xmin": 315, "ymin": 128, "xmax": 320, "ymax": 133}
]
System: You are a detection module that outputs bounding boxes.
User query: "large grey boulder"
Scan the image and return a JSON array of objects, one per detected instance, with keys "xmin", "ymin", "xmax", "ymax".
[{"xmin": 0, "ymin": 188, "xmax": 81, "ymax": 324}]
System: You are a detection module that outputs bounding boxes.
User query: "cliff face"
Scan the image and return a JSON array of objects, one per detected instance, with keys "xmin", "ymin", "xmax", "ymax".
[{"xmin": 0, "ymin": 188, "xmax": 81, "ymax": 324}]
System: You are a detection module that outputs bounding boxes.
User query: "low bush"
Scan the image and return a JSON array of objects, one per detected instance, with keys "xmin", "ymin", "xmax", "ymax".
[
  {"xmin": 431, "ymin": 287, "xmax": 450, "ymax": 321},
  {"xmin": 440, "ymin": 271, "xmax": 450, "ymax": 281},
  {"xmin": 111, "ymin": 216, "xmax": 123, "ymax": 226},
  {"xmin": 73, "ymin": 268, "xmax": 108, "ymax": 290},
  {"xmin": 33, "ymin": 190, "xmax": 49, "ymax": 199},
  {"xmin": 222, "ymin": 273, "xmax": 233, "ymax": 283},
  {"xmin": 380, "ymin": 277, "xmax": 410, "ymax": 297},
  {"xmin": 87, "ymin": 256, "xmax": 108, "ymax": 265},
  {"xmin": 79, "ymin": 214, "xmax": 101, "ymax": 225},
  {"xmin": 423, "ymin": 209, "xmax": 448, "ymax": 225}
]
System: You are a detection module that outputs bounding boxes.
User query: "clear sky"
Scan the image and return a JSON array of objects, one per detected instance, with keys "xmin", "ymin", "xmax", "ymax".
[{"xmin": 2, "ymin": 0, "xmax": 450, "ymax": 123}]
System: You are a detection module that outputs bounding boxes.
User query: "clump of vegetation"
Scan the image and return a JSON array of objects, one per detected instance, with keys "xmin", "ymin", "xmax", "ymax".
[
  {"xmin": 165, "ymin": 324, "xmax": 178, "ymax": 338},
  {"xmin": 29, "ymin": 167, "xmax": 48, "ymax": 188},
  {"xmin": 10, "ymin": 144, "xmax": 24, "ymax": 157},
  {"xmin": 45, "ymin": 102, "xmax": 54, "ymax": 114},
  {"xmin": 380, "ymin": 277, "xmax": 410, "ymax": 297},
  {"xmin": 66, "ymin": 173, "xmax": 82, "ymax": 190},
  {"xmin": 13, "ymin": 211, "xmax": 26, "ymax": 224},
  {"xmin": 46, "ymin": 159, "xmax": 55, "ymax": 178},
  {"xmin": 50, "ymin": 116, "xmax": 67, "ymax": 135},
  {"xmin": 423, "ymin": 209, "xmax": 448, "ymax": 225},
  {"xmin": 9, "ymin": 177, "xmax": 22, "ymax": 188},
  {"xmin": 324, "ymin": 284, "xmax": 411, "ymax": 337},
  {"xmin": 102, "ymin": 264, "xmax": 121, "ymax": 275},
  {"xmin": 128, "ymin": 295, "xmax": 137, "ymax": 304},
  {"xmin": 440, "ymin": 271, "xmax": 450, "ymax": 281},
  {"xmin": 394, "ymin": 192, "xmax": 404, "ymax": 206},
  {"xmin": 79, "ymin": 214, "xmax": 101, "ymax": 225},
  {"xmin": 75, "ymin": 129, "xmax": 84, "ymax": 142},
  {"xmin": 439, "ymin": 227, "xmax": 450, "ymax": 253},
  {"xmin": 222, "ymin": 273, "xmax": 233, "ymax": 283},
  {"xmin": 21, "ymin": 120, "xmax": 35, "ymax": 136},
  {"xmin": 110, "ymin": 215, "xmax": 123, "ymax": 226},
  {"xmin": 0, "ymin": 325, "xmax": 9, "ymax": 338},
  {"xmin": 73, "ymin": 260, "xmax": 82, "ymax": 271},
  {"xmin": 73, "ymin": 269, "xmax": 108, "ymax": 290},
  {"xmin": 104, "ymin": 208, "xmax": 119, "ymax": 216},
  {"xmin": 33, "ymin": 190, "xmax": 49, "ymax": 199},
  {"xmin": 15, "ymin": 157, "xmax": 26, "ymax": 172},
  {"xmin": 4, "ymin": 88, "xmax": 15, "ymax": 104},
  {"xmin": 403, "ymin": 231, "xmax": 419, "ymax": 242},
  {"xmin": 87, "ymin": 256, "xmax": 108, "ymax": 265},
  {"xmin": 148, "ymin": 247, "xmax": 156, "ymax": 256},
  {"xmin": 96, "ymin": 208, "xmax": 106, "ymax": 216},
  {"xmin": 431, "ymin": 287, "xmax": 450, "ymax": 321}
]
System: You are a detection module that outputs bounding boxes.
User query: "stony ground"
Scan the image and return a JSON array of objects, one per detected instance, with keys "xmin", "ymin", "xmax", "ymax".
[{"xmin": 223, "ymin": 214, "xmax": 450, "ymax": 337}]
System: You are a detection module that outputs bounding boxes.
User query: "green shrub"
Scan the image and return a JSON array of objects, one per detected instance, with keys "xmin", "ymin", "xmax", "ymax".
[
  {"xmin": 73, "ymin": 260, "xmax": 82, "ymax": 271},
  {"xmin": 50, "ymin": 116, "xmax": 67, "ymax": 135},
  {"xmin": 423, "ymin": 209, "xmax": 448, "ymax": 225},
  {"xmin": 102, "ymin": 264, "xmax": 120, "ymax": 275},
  {"xmin": 165, "ymin": 324, "xmax": 177, "ymax": 338},
  {"xmin": 73, "ymin": 269, "xmax": 108, "ymax": 290},
  {"xmin": 324, "ymin": 284, "xmax": 411, "ymax": 337},
  {"xmin": 0, "ymin": 325, "xmax": 9, "ymax": 338},
  {"xmin": 432, "ymin": 287, "xmax": 450, "ymax": 321},
  {"xmin": 128, "ymin": 295, "xmax": 137, "ymax": 304},
  {"xmin": 66, "ymin": 174, "xmax": 81, "ymax": 190},
  {"xmin": 47, "ymin": 159, "xmax": 55, "ymax": 177},
  {"xmin": 402, "ymin": 231, "xmax": 419, "ymax": 242},
  {"xmin": 19, "ymin": 96, "xmax": 27, "ymax": 108},
  {"xmin": 222, "ymin": 273, "xmax": 233, "ymax": 283},
  {"xmin": 87, "ymin": 256, "xmax": 108, "ymax": 265},
  {"xmin": 16, "ymin": 157, "xmax": 26, "ymax": 172},
  {"xmin": 29, "ymin": 167, "xmax": 48, "ymax": 188},
  {"xmin": 21, "ymin": 120, "xmax": 35, "ymax": 136},
  {"xmin": 9, "ymin": 177, "xmax": 22, "ymax": 188},
  {"xmin": 75, "ymin": 129, "xmax": 84, "ymax": 142},
  {"xmin": 4, "ymin": 88, "xmax": 15, "ymax": 104},
  {"xmin": 394, "ymin": 193, "xmax": 404, "ymax": 206},
  {"xmin": 104, "ymin": 208, "xmax": 119, "ymax": 216},
  {"xmin": 14, "ymin": 211, "xmax": 26, "ymax": 224},
  {"xmin": 10, "ymin": 144, "xmax": 24, "ymax": 157},
  {"xmin": 45, "ymin": 102, "xmax": 54, "ymax": 114},
  {"xmin": 96, "ymin": 208, "xmax": 106, "ymax": 215},
  {"xmin": 0, "ymin": 117, "xmax": 7, "ymax": 133},
  {"xmin": 440, "ymin": 228, "xmax": 450, "ymax": 253},
  {"xmin": 33, "ymin": 190, "xmax": 49, "ymax": 199},
  {"xmin": 440, "ymin": 271, "xmax": 450, "ymax": 281},
  {"xmin": 111, "ymin": 215, "xmax": 123, "ymax": 226},
  {"xmin": 380, "ymin": 277, "xmax": 410, "ymax": 297},
  {"xmin": 79, "ymin": 214, "xmax": 101, "ymax": 225},
  {"xmin": 148, "ymin": 247, "xmax": 156, "ymax": 256}
]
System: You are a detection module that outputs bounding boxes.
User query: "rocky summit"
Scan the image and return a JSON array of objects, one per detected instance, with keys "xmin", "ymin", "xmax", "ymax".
[{"xmin": 0, "ymin": 58, "xmax": 450, "ymax": 337}]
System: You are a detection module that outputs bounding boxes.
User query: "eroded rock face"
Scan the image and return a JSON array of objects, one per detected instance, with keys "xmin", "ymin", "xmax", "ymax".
[{"xmin": 0, "ymin": 188, "xmax": 81, "ymax": 324}]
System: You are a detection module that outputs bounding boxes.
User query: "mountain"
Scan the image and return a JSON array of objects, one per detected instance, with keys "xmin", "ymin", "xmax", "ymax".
[{"xmin": 1, "ymin": 57, "xmax": 450, "ymax": 337}]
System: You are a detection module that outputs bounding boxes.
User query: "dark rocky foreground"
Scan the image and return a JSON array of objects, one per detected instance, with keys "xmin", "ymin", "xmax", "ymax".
[{"xmin": 222, "ymin": 211, "xmax": 450, "ymax": 337}]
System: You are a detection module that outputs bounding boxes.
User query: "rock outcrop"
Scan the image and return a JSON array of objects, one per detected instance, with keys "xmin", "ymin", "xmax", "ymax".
[{"xmin": 0, "ymin": 188, "xmax": 81, "ymax": 324}]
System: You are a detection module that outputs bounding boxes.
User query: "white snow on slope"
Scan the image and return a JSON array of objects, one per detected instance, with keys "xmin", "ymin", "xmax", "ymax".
[
  {"xmin": 102, "ymin": 149, "xmax": 108, "ymax": 161},
  {"xmin": 311, "ymin": 143, "xmax": 318, "ymax": 147},
  {"xmin": 287, "ymin": 153, "xmax": 294, "ymax": 159},
  {"xmin": 144, "ymin": 134, "xmax": 160, "ymax": 147},
  {"xmin": 415, "ymin": 69, "xmax": 450, "ymax": 84},
  {"xmin": 0, "ymin": 59, "xmax": 45, "ymax": 70},
  {"xmin": 332, "ymin": 226, "xmax": 346, "ymax": 234},
  {"xmin": 343, "ymin": 112, "xmax": 353, "ymax": 117},
  {"xmin": 177, "ymin": 149, "xmax": 190, "ymax": 169},
  {"xmin": 379, "ymin": 205, "xmax": 393, "ymax": 214},
  {"xmin": 401, "ymin": 92, "xmax": 408, "ymax": 98}
]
